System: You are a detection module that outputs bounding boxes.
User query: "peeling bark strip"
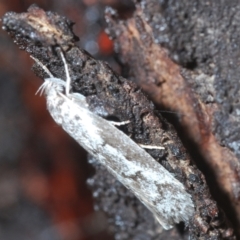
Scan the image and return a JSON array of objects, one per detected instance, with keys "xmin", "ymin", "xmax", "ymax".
[
  {"xmin": 1, "ymin": 5, "xmax": 236, "ymax": 239},
  {"xmin": 106, "ymin": 3, "xmax": 240, "ymax": 237}
]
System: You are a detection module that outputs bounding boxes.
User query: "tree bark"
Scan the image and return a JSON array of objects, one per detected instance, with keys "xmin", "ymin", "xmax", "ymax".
[{"xmin": 2, "ymin": 1, "xmax": 239, "ymax": 239}]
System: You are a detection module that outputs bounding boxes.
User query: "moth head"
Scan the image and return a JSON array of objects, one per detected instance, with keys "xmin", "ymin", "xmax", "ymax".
[
  {"xmin": 31, "ymin": 50, "xmax": 71, "ymax": 97},
  {"xmin": 36, "ymin": 77, "xmax": 66, "ymax": 96}
]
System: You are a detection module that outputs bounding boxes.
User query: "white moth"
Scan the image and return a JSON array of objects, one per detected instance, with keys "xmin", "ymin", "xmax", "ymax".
[{"xmin": 31, "ymin": 51, "xmax": 194, "ymax": 230}]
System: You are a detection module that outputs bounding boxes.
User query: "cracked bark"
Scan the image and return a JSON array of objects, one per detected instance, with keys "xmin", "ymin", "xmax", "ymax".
[{"xmin": 1, "ymin": 3, "xmax": 238, "ymax": 240}]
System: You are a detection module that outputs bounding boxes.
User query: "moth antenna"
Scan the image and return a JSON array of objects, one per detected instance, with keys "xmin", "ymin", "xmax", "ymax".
[
  {"xmin": 59, "ymin": 50, "xmax": 71, "ymax": 97},
  {"xmin": 30, "ymin": 56, "xmax": 55, "ymax": 96},
  {"xmin": 30, "ymin": 55, "xmax": 54, "ymax": 78}
]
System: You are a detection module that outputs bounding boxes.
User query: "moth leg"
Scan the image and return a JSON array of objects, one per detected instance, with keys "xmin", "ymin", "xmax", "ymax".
[
  {"xmin": 109, "ymin": 120, "xmax": 131, "ymax": 126},
  {"xmin": 138, "ymin": 144, "xmax": 165, "ymax": 150}
]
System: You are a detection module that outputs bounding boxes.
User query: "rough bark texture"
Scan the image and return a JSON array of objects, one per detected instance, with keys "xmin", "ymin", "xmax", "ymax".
[
  {"xmin": 105, "ymin": 0, "xmax": 240, "ymax": 238},
  {"xmin": 1, "ymin": 2, "xmax": 239, "ymax": 239}
]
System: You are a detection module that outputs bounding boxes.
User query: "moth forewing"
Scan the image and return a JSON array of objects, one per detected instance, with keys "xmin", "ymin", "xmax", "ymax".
[{"xmin": 45, "ymin": 81, "xmax": 194, "ymax": 229}]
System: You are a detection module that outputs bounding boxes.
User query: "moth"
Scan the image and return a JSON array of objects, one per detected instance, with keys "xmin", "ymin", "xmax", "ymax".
[{"xmin": 31, "ymin": 50, "xmax": 194, "ymax": 230}]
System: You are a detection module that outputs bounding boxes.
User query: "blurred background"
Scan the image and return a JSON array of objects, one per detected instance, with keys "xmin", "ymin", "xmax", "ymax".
[{"xmin": 0, "ymin": 0, "xmax": 134, "ymax": 239}]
